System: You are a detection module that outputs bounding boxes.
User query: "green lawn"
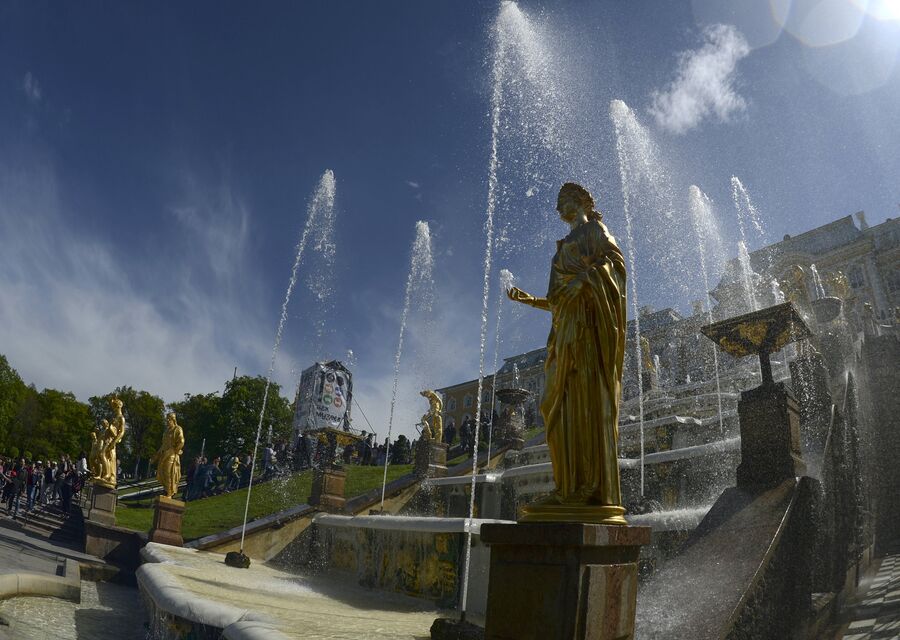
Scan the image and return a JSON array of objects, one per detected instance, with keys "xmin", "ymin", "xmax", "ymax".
[{"xmin": 115, "ymin": 464, "xmax": 413, "ymax": 541}]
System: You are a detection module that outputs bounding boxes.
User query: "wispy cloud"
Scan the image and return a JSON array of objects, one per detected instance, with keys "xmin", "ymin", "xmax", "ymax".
[
  {"xmin": 406, "ymin": 180, "xmax": 420, "ymax": 189},
  {"xmin": 0, "ymin": 158, "xmax": 294, "ymax": 404},
  {"xmin": 649, "ymin": 24, "xmax": 750, "ymax": 134},
  {"xmin": 22, "ymin": 72, "xmax": 42, "ymax": 104}
]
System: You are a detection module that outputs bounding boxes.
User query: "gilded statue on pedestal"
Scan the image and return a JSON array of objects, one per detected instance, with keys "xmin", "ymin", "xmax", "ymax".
[
  {"xmin": 419, "ymin": 390, "xmax": 444, "ymax": 442},
  {"xmin": 152, "ymin": 412, "xmax": 185, "ymax": 500},
  {"xmin": 507, "ymin": 182, "xmax": 627, "ymax": 525},
  {"xmin": 91, "ymin": 397, "xmax": 126, "ymax": 489}
]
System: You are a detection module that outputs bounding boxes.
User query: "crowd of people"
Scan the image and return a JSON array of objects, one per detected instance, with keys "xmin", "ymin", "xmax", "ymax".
[{"xmin": 0, "ymin": 452, "xmax": 89, "ymax": 519}]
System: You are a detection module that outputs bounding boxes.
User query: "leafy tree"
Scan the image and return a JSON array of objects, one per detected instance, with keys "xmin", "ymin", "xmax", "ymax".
[
  {"xmin": 89, "ymin": 386, "xmax": 165, "ymax": 479},
  {"xmin": 0, "ymin": 355, "xmax": 28, "ymax": 453},
  {"xmin": 391, "ymin": 434, "xmax": 412, "ymax": 464},
  {"xmin": 218, "ymin": 376, "xmax": 292, "ymax": 458},
  {"xmin": 169, "ymin": 392, "xmax": 222, "ymax": 460}
]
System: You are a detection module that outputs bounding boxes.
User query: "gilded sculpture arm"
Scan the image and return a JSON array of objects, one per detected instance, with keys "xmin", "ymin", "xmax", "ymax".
[{"xmin": 507, "ymin": 286, "xmax": 550, "ymax": 311}]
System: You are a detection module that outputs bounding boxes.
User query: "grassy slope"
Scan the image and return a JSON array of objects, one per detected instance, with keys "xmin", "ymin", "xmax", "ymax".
[{"xmin": 115, "ymin": 464, "xmax": 413, "ymax": 541}]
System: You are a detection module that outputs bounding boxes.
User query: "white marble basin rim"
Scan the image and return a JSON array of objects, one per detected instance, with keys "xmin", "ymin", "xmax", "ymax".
[{"xmin": 313, "ymin": 514, "xmax": 515, "ymax": 535}]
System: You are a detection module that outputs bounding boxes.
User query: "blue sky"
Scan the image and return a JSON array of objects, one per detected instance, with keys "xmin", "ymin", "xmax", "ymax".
[{"xmin": 1, "ymin": 1, "xmax": 899, "ymax": 439}]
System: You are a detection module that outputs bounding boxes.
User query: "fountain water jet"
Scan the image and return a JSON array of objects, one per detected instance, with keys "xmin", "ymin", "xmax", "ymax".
[
  {"xmin": 688, "ymin": 185, "xmax": 726, "ymax": 434},
  {"xmin": 238, "ymin": 169, "xmax": 336, "ymax": 556},
  {"xmin": 730, "ymin": 175, "xmax": 765, "ymax": 246},
  {"xmin": 737, "ymin": 240, "xmax": 759, "ymax": 312},
  {"xmin": 380, "ymin": 221, "xmax": 435, "ymax": 508},
  {"xmin": 486, "ymin": 269, "xmax": 515, "ymax": 464},
  {"xmin": 610, "ymin": 99, "xmax": 648, "ymax": 496}
]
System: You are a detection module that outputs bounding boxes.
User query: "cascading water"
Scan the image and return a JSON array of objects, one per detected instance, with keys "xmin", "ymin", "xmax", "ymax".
[
  {"xmin": 688, "ymin": 186, "xmax": 726, "ymax": 434},
  {"xmin": 238, "ymin": 169, "xmax": 336, "ymax": 554},
  {"xmin": 487, "ymin": 268, "xmax": 515, "ymax": 462},
  {"xmin": 380, "ymin": 221, "xmax": 435, "ymax": 508}
]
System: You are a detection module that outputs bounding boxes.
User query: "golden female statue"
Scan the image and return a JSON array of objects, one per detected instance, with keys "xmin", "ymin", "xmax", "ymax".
[
  {"xmin": 93, "ymin": 397, "xmax": 126, "ymax": 488},
  {"xmin": 152, "ymin": 412, "xmax": 185, "ymax": 499},
  {"xmin": 419, "ymin": 390, "xmax": 444, "ymax": 442},
  {"xmin": 508, "ymin": 182, "xmax": 627, "ymax": 525}
]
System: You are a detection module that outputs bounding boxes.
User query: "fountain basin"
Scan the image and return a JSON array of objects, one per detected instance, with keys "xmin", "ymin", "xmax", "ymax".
[
  {"xmin": 138, "ymin": 543, "xmax": 443, "ymax": 640},
  {"xmin": 811, "ymin": 296, "xmax": 842, "ymax": 324}
]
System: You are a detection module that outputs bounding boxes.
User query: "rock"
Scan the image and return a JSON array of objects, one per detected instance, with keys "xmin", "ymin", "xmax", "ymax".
[
  {"xmin": 430, "ymin": 617, "xmax": 484, "ymax": 640},
  {"xmin": 224, "ymin": 551, "xmax": 251, "ymax": 569}
]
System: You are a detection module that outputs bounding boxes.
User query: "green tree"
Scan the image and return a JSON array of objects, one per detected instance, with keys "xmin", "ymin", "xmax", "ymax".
[
  {"xmin": 89, "ymin": 387, "xmax": 165, "ymax": 479},
  {"xmin": 0, "ymin": 355, "xmax": 29, "ymax": 453},
  {"xmin": 169, "ymin": 392, "xmax": 222, "ymax": 460},
  {"xmin": 218, "ymin": 376, "xmax": 292, "ymax": 458}
]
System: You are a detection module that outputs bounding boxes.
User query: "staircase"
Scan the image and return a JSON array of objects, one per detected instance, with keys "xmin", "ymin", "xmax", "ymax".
[{"xmin": 0, "ymin": 494, "xmax": 86, "ymax": 551}]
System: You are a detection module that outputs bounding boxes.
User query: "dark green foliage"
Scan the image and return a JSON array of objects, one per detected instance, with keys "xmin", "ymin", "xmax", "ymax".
[
  {"xmin": 217, "ymin": 375, "xmax": 292, "ymax": 456},
  {"xmin": 0, "ymin": 354, "xmax": 293, "ymax": 478},
  {"xmin": 170, "ymin": 392, "xmax": 222, "ymax": 459}
]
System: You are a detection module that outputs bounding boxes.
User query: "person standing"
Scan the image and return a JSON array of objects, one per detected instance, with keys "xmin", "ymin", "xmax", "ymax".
[{"xmin": 7, "ymin": 460, "xmax": 25, "ymax": 519}]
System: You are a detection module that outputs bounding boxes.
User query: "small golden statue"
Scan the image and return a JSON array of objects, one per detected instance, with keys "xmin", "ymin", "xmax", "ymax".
[
  {"xmin": 508, "ymin": 182, "xmax": 627, "ymax": 525},
  {"xmin": 641, "ymin": 335, "xmax": 655, "ymax": 373},
  {"xmin": 152, "ymin": 412, "xmax": 185, "ymax": 500},
  {"xmin": 781, "ymin": 264, "xmax": 811, "ymax": 310},
  {"xmin": 92, "ymin": 397, "xmax": 126, "ymax": 489},
  {"xmin": 824, "ymin": 270, "xmax": 851, "ymax": 299},
  {"xmin": 419, "ymin": 390, "xmax": 444, "ymax": 442}
]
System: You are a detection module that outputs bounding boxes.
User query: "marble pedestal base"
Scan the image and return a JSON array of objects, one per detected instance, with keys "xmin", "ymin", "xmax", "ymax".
[
  {"xmin": 481, "ymin": 522, "xmax": 650, "ymax": 640},
  {"xmin": 149, "ymin": 496, "xmax": 185, "ymax": 547},
  {"xmin": 415, "ymin": 440, "xmax": 448, "ymax": 479},
  {"xmin": 737, "ymin": 382, "xmax": 807, "ymax": 492},
  {"xmin": 88, "ymin": 484, "xmax": 117, "ymax": 526},
  {"xmin": 309, "ymin": 466, "xmax": 346, "ymax": 512}
]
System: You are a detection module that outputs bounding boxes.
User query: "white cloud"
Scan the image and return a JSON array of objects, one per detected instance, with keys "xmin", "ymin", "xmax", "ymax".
[
  {"xmin": 406, "ymin": 180, "xmax": 420, "ymax": 189},
  {"xmin": 23, "ymin": 72, "xmax": 42, "ymax": 104},
  {"xmin": 0, "ymin": 159, "xmax": 296, "ymax": 405},
  {"xmin": 649, "ymin": 24, "xmax": 750, "ymax": 134}
]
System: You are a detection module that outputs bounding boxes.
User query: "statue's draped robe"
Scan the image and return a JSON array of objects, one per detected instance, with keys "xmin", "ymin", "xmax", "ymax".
[
  {"xmin": 542, "ymin": 219, "xmax": 626, "ymax": 505},
  {"xmin": 156, "ymin": 426, "xmax": 184, "ymax": 499}
]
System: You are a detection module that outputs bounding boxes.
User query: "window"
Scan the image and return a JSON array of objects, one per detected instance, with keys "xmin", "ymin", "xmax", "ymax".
[
  {"xmin": 463, "ymin": 394, "xmax": 473, "ymax": 408},
  {"xmin": 886, "ymin": 268, "xmax": 900, "ymax": 293},
  {"xmin": 448, "ymin": 397, "xmax": 457, "ymax": 411},
  {"xmin": 848, "ymin": 265, "xmax": 865, "ymax": 289}
]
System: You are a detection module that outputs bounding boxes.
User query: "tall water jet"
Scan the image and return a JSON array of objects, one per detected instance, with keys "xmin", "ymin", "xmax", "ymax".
[
  {"xmin": 380, "ymin": 221, "xmax": 435, "ymax": 508},
  {"xmin": 737, "ymin": 240, "xmax": 759, "ymax": 312},
  {"xmin": 731, "ymin": 175, "xmax": 765, "ymax": 247},
  {"xmin": 688, "ymin": 185, "xmax": 725, "ymax": 434},
  {"xmin": 809, "ymin": 263, "xmax": 827, "ymax": 300},
  {"xmin": 487, "ymin": 268, "xmax": 515, "ymax": 462},
  {"xmin": 610, "ymin": 98, "xmax": 648, "ymax": 496},
  {"xmin": 303, "ymin": 176, "xmax": 339, "ymax": 360},
  {"xmin": 238, "ymin": 169, "xmax": 336, "ymax": 555}
]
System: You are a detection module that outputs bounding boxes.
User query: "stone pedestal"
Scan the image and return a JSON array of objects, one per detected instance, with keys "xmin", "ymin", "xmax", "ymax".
[
  {"xmin": 309, "ymin": 466, "xmax": 346, "ymax": 512},
  {"xmin": 481, "ymin": 522, "xmax": 650, "ymax": 640},
  {"xmin": 149, "ymin": 496, "xmax": 185, "ymax": 547},
  {"xmin": 415, "ymin": 439, "xmax": 449, "ymax": 479},
  {"xmin": 88, "ymin": 484, "xmax": 117, "ymax": 526},
  {"xmin": 736, "ymin": 382, "xmax": 807, "ymax": 492}
]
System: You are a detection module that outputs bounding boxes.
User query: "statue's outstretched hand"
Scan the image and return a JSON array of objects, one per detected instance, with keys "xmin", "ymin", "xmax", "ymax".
[{"xmin": 507, "ymin": 286, "xmax": 532, "ymax": 303}]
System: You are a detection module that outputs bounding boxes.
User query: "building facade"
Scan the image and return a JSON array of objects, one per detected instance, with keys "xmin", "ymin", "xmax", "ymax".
[{"xmin": 436, "ymin": 211, "xmax": 900, "ymax": 412}]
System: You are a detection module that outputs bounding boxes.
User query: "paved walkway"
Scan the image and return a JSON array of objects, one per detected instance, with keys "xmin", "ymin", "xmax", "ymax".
[{"xmin": 837, "ymin": 546, "xmax": 900, "ymax": 639}]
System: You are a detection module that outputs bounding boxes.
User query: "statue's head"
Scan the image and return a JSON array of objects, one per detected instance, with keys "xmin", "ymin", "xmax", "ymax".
[
  {"xmin": 557, "ymin": 182, "xmax": 602, "ymax": 223},
  {"xmin": 167, "ymin": 411, "xmax": 177, "ymax": 426},
  {"xmin": 110, "ymin": 396, "xmax": 123, "ymax": 411}
]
